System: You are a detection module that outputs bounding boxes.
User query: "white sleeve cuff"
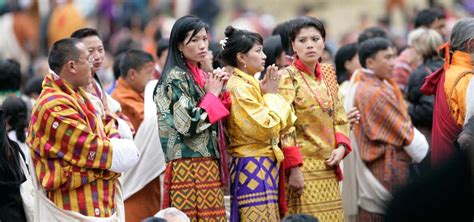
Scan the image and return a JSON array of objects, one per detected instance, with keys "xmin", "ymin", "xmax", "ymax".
[
  {"xmin": 404, "ymin": 127, "xmax": 429, "ymax": 163},
  {"xmin": 109, "ymin": 138, "xmax": 140, "ymax": 173},
  {"xmin": 116, "ymin": 118, "xmax": 134, "ymax": 140}
]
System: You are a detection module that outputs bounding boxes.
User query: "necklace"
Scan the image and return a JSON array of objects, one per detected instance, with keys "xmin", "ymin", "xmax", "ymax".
[{"xmin": 297, "ymin": 68, "xmax": 334, "ymax": 116}]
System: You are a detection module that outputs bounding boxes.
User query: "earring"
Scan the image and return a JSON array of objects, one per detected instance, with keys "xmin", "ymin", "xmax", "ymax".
[
  {"xmin": 179, "ymin": 51, "xmax": 184, "ymax": 59},
  {"xmin": 244, "ymin": 63, "xmax": 247, "ymax": 68}
]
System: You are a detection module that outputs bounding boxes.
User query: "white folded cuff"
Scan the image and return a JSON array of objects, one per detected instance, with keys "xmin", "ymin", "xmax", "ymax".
[
  {"xmin": 404, "ymin": 127, "xmax": 429, "ymax": 163},
  {"xmin": 109, "ymin": 138, "xmax": 140, "ymax": 173}
]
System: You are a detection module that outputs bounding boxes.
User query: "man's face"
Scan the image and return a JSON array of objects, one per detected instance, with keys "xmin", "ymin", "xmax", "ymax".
[
  {"xmin": 81, "ymin": 36, "xmax": 105, "ymax": 72},
  {"xmin": 130, "ymin": 62, "xmax": 154, "ymax": 93},
  {"xmin": 430, "ymin": 18, "xmax": 447, "ymax": 39},
  {"xmin": 73, "ymin": 43, "xmax": 93, "ymax": 87},
  {"xmin": 368, "ymin": 47, "xmax": 395, "ymax": 80}
]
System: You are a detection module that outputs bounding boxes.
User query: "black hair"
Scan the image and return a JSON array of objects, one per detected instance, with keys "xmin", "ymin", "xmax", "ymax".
[
  {"xmin": 114, "ymin": 38, "xmax": 142, "ymax": 56},
  {"xmin": 335, "ymin": 43, "xmax": 359, "ymax": 84},
  {"xmin": 282, "ymin": 214, "xmax": 319, "ymax": 222},
  {"xmin": 0, "ymin": 59, "xmax": 22, "ymax": 91},
  {"xmin": 260, "ymin": 35, "xmax": 284, "ymax": 79},
  {"xmin": 414, "ymin": 8, "xmax": 445, "ymax": 28},
  {"xmin": 272, "ymin": 21, "xmax": 293, "ymax": 55},
  {"xmin": 23, "ymin": 76, "xmax": 44, "ymax": 97},
  {"xmin": 48, "ymin": 38, "xmax": 82, "ymax": 74},
  {"xmin": 208, "ymin": 41, "xmax": 223, "ymax": 69},
  {"xmin": 289, "ymin": 16, "xmax": 326, "ymax": 43},
  {"xmin": 2, "ymin": 96, "xmax": 27, "ymax": 143},
  {"xmin": 359, "ymin": 37, "xmax": 393, "ymax": 68},
  {"xmin": 113, "ymin": 53, "xmax": 125, "ymax": 80},
  {"xmin": 219, "ymin": 26, "xmax": 263, "ymax": 67},
  {"xmin": 0, "ymin": 108, "xmax": 25, "ymax": 184},
  {"xmin": 156, "ymin": 38, "xmax": 170, "ymax": 58},
  {"xmin": 159, "ymin": 15, "xmax": 208, "ymax": 84},
  {"xmin": 119, "ymin": 49, "xmax": 154, "ymax": 78},
  {"xmin": 357, "ymin": 27, "xmax": 388, "ymax": 44},
  {"xmin": 71, "ymin": 28, "xmax": 102, "ymax": 40}
]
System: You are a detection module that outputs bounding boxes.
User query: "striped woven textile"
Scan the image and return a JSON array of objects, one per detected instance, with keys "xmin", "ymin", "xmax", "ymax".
[{"xmin": 27, "ymin": 73, "xmax": 121, "ymax": 217}]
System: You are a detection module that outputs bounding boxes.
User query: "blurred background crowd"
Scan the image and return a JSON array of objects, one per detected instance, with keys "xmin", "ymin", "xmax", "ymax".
[{"xmin": 0, "ymin": 0, "xmax": 473, "ymax": 93}]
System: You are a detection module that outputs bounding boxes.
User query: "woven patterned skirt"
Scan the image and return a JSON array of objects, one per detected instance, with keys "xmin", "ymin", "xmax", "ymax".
[
  {"xmin": 230, "ymin": 156, "xmax": 280, "ymax": 222},
  {"xmin": 165, "ymin": 157, "xmax": 226, "ymax": 222},
  {"xmin": 286, "ymin": 157, "xmax": 344, "ymax": 222}
]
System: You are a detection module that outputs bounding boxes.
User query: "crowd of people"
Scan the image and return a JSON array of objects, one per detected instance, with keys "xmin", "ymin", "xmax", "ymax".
[{"xmin": 0, "ymin": 1, "xmax": 474, "ymax": 222}]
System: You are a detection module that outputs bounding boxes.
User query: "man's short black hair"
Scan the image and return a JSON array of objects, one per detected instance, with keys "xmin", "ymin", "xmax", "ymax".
[
  {"xmin": 0, "ymin": 59, "xmax": 22, "ymax": 91},
  {"xmin": 119, "ymin": 49, "xmax": 154, "ymax": 78},
  {"xmin": 414, "ymin": 8, "xmax": 445, "ymax": 28},
  {"xmin": 359, "ymin": 37, "xmax": 393, "ymax": 68},
  {"xmin": 48, "ymin": 38, "xmax": 82, "ymax": 74},
  {"xmin": 156, "ymin": 38, "xmax": 170, "ymax": 58},
  {"xmin": 358, "ymin": 27, "xmax": 388, "ymax": 44},
  {"xmin": 71, "ymin": 28, "xmax": 102, "ymax": 40}
]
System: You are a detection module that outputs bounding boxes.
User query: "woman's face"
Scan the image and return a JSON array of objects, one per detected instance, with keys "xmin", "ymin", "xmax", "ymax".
[
  {"xmin": 292, "ymin": 26, "xmax": 325, "ymax": 64},
  {"xmin": 179, "ymin": 28, "xmax": 209, "ymax": 64},
  {"xmin": 240, "ymin": 43, "xmax": 266, "ymax": 75}
]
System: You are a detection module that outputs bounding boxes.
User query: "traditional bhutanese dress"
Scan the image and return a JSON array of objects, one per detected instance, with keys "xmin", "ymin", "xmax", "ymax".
[
  {"xmin": 154, "ymin": 63, "xmax": 229, "ymax": 222},
  {"xmin": 421, "ymin": 50, "xmax": 474, "ymax": 166},
  {"xmin": 353, "ymin": 70, "xmax": 414, "ymax": 221},
  {"xmin": 279, "ymin": 60, "xmax": 351, "ymax": 221},
  {"xmin": 27, "ymin": 73, "xmax": 121, "ymax": 217},
  {"xmin": 225, "ymin": 68, "xmax": 299, "ymax": 222}
]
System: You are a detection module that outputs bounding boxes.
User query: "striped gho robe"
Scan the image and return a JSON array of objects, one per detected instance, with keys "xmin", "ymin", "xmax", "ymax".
[
  {"xmin": 354, "ymin": 70, "xmax": 414, "ymax": 191},
  {"xmin": 353, "ymin": 70, "xmax": 414, "ymax": 220},
  {"xmin": 27, "ymin": 73, "xmax": 121, "ymax": 217}
]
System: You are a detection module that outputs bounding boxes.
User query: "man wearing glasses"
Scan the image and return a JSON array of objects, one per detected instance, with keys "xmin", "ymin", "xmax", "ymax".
[{"xmin": 27, "ymin": 38, "xmax": 139, "ymax": 220}]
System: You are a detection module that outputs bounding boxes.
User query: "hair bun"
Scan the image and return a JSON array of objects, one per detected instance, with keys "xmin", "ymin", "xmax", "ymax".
[{"xmin": 224, "ymin": 26, "xmax": 240, "ymax": 38}]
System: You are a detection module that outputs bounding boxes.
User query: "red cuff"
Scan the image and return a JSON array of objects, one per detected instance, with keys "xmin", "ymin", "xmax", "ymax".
[
  {"xmin": 282, "ymin": 146, "xmax": 303, "ymax": 170},
  {"xmin": 335, "ymin": 133, "xmax": 352, "ymax": 158},
  {"xmin": 220, "ymin": 91, "xmax": 232, "ymax": 110},
  {"xmin": 198, "ymin": 93, "xmax": 230, "ymax": 124},
  {"xmin": 335, "ymin": 166, "xmax": 343, "ymax": 181}
]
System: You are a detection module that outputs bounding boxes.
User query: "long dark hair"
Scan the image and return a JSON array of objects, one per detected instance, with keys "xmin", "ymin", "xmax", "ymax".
[
  {"xmin": 0, "ymin": 109, "xmax": 24, "ymax": 184},
  {"xmin": 159, "ymin": 15, "xmax": 209, "ymax": 84},
  {"xmin": 2, "ymin": 96, "xmax": 28, "ymax": 143}
]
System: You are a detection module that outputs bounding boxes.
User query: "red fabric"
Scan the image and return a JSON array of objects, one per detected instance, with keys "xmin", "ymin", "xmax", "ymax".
[
  {"xmin": 335, "ymin": 133, "xmax": 352, "ymax": 158},
  {"xmin": 282, "ymin": 146, "xmax": 303, "ymax": 169},
  {"xmin": 187, "ymin": 61, "xmax": 230, "ymax": 124},
  {"xmin": 293, "ymin": 58, "xmax": 322, "ymax": 80},
  {"xmin": 220, "ymin": 91, "xmax": 232, "ymax": 110},
  {"xmin": 161, "ymin": 162, "xmax": 173, "ymax": 209},
  {"xmin": 187, "ymin": 62, "xmax": 206, "ymax": 88},
  {"xmin": 421, "ymin": 68, "xmax": 462, "ymax": 166},
  {"xmin": 217, "ymin": 120, "xmax": 229, "ymax": 186},
  {"xmin": 198, "ymin": 93, "xmax": 230, "ymax": 124}
]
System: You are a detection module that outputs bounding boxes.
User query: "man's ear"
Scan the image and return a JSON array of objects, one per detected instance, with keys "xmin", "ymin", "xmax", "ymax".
[
  {"xmin": 365, "ymin": 57, "xmax": 375, "ymax": 70},
  {"xmin": 467, "ymin": 38, "xmax": 474, "ymax": 53},
  {"xmin": 67, "ymin": 61, "xmax": 76, "ymax": 74},
  {"xmin": 128, "ymin": 69, "xmax": 136, "ymax": 80}
]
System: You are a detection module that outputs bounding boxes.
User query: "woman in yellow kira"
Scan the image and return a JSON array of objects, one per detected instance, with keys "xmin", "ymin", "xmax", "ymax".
[
  {"xmin": 220, "ymin": 26, "xmax": 301, "ymax": 222},
  {"xmin": 278, "ymin": 16, "xmax": 352, "ymax": 221}
]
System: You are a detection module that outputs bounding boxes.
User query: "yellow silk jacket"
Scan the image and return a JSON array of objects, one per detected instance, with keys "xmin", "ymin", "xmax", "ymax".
[
  {"xmin": 278, "ymin": 64, "xmax": 351, "ymax": 160},
  {"xmin": 225, "ymin": 68, "xmax": 296, "ymax": 163}
]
